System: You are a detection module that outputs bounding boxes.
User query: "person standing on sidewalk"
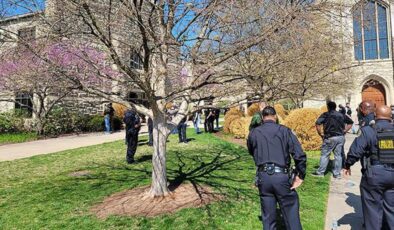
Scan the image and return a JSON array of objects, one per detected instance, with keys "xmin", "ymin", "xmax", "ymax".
[
  {"xmin": 313, "ymin": 101, "xmax": 353, "ymax": 178},
  {"xmin": 343, "ymin": 105, "xmax": 394, "ymax": 230},
  {"xmin": 104, "ymin": 103, "xmax": 115, "ymax": 134},
  {"xmin": 247, "ymin": 106, "xmax": 306, "ymax": 230}
]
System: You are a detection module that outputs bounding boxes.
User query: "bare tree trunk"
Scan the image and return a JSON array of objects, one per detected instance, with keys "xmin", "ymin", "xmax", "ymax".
[{"xmin": 149, "ymin": 113, "xmax": 171, "ymax": 197}]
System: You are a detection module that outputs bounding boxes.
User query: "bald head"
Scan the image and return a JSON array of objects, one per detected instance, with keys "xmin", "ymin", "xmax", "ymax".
[
  {"xmin": 375, "ymin": 105, "xmax": 392, "ymax": 121},
  {"xmin": 361, "ymin": 101, "xmax": 375, "ymax": 116}
]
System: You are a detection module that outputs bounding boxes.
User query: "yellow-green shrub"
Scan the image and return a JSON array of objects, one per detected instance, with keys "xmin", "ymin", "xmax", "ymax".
[
  {"xmin": 224, "ymin": 107, "xmax": 244, "ymax": 133},
  {"xmin": 283, "ymin": 108, "xmax": 322, "ymax": 151},
  {"xmin": 320, "ymin": 105, "xmax": 328, "ymax": 113},
  {"xmin": 225, "ymin": 107, "xmax": 243, "ymax": 117},
  {"xmin": 247, "ymin": 103, "xmax": 260, "ymax": 117},
  {"xmin": 224, "ymin": 115, "xmax": 242, "ymax": 133},
  {"xmin": 113, "ymin": 103, "xmax": 128, "ymax": 119},
  {"xmin": 274, "ymin": 104, "xmax": 288, "ymax": 120},
  {"xmin": 242, "ymin": 116, "xmax": 252, "ymax": 138},
  {"xmin": 229, "ymin": 117, "xmax": 244, "ymax": 138}
]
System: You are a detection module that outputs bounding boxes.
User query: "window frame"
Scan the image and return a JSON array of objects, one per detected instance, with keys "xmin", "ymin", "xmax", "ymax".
[
  {"xmin": 352, "ymin": 0, "xmax": 390, "ymax": 61},
  {"xmin": 15, "ymin": 92, "xmax": 33, "ymax": 117}
]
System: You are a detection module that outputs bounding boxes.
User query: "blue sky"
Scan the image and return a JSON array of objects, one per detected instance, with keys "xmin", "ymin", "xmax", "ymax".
[{"xmin": 1, "ymin": 0, "xmax": 45, "ymax": 17}]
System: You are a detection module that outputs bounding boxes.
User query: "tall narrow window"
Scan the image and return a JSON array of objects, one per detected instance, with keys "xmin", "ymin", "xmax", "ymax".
[
  {"xmin": 353, "ymin": 1, "xmax": 389, "ymax": 60},
  {"xmin": 130, "ymin": 51, "xmax": 142, "ymax": 69},
  {"xmin": 15, "ymin": 92, "xmax": 33, "ymax": 117}
]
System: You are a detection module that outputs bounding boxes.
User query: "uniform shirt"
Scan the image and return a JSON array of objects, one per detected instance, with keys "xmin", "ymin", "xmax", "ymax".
[
  {"xmin": 247, "ymin": 120, "xmax": 307, "ymax": 179},
  {"xmin": 362, "ymin": 112, "xmax": 375, "ymax": 127},
  {"xmin": 316, "ymin": 110, "xmax": 354, "ymax": 138},
  {"xmin": 345, "ymin": 120, "xmax": 394, "ymax": 169}
]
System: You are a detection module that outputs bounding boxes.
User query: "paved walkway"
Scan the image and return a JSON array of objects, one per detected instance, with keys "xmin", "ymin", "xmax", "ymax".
[
  {"xmin": 325, "ymin": 134, "xmax": 363, "ymax": 230},
  {"xmin": 0, "ymin": 125, "xmax": 148, "ymax": 162}
]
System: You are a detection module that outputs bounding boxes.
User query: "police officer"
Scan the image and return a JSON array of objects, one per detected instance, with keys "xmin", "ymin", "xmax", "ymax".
[
  {"xmin": 123, "ymin": 109, "xmax": 141, "ymax": 164},
  {"xmin": 247, "ymin": 106, "xmax": 307, "ymax": 230},
  {"xmin": 360, "ymin": 100, "xmax": 375, "ymax": 127},
  {"xmin": 343, "ymin": 105, "xmax": 394, "ymax": 230}
]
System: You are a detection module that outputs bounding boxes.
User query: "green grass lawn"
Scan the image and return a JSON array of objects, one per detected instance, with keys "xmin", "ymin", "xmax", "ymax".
[
  {"xmin": 0, "ymin": 131, "xmax": 330, "ymax": 229},
  {"xmin": 0, "ymin": 132, "xmax": 38, "ymax": 145}
]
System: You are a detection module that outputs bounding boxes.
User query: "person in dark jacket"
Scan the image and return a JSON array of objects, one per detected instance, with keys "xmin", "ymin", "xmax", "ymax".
[
  {"xmin": 313, "ymin": 101, "xmax": 353, "ymax": 178},
  {"xmin": 343, "ymin": 105, "xmax": 394, "ymax": 230},
  {"xmin": 214, "ymin": 108, "xmax": 221, "ymax": 129},
  {"xmin": 123, "ymin": 109, "xmax": 141, "ymax": 163},
  {"xmin": 247, "ymin": 106, "xmax": 307, "ymax": 230}
]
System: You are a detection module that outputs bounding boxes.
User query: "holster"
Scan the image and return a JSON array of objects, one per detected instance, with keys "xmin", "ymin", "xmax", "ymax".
[{"xmin": 288, "ymin": 166, "xmax": 297, "ymax": 185}]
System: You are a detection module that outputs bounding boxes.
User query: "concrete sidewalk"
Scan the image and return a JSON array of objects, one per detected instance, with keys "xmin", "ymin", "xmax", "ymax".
[
  {"xmin": 0, "ymin": 125, "xmax": 148, "ymax": 162},
  {"xmin": 325, "ymin": 134, "xmax": 363, "ymax": 230}
]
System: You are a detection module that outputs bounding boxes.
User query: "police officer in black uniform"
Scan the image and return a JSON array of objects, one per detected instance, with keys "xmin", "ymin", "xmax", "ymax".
[
  {"xmin": 123, "ymin": 109, "xmax": 141, "ymax": 164},
  {"xmin": 247, "ymin": 106, "xmax": 307, "ymax": 230},
  {"xmin": 360, "ymin": 100, "xmax": 376, "ymax": 127},
  {"xmin": 343, "ymin": 105, "xmax": 394, "ymax": 230}
]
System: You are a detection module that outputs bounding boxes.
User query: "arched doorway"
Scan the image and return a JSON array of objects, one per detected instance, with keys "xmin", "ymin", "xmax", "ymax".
[{"xmin": 362, "ymin": 80, "xmax": 386, "ymax": 106}]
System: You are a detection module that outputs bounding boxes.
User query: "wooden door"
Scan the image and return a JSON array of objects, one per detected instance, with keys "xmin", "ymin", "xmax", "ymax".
[{"xmin": 362, "ymin": 81, "xmax": 386, "ymax": 107}]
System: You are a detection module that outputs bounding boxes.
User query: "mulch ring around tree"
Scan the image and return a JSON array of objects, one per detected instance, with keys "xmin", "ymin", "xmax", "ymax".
[
  {"xmin": 91, "ymin": 183, "xmax": 221, "ymax": 218},
  {"xmin": 213, "ymin": 132, "xmax": 246, "ymax": 147}
]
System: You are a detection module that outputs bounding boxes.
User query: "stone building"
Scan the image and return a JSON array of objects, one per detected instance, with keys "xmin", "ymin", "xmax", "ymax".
[
  {"xmin": 0, "ymin": 0, "xmax": 148, "ymax": 116},
  {"xmin": 305, "ymin": 0, "xmax": 394, "ymax": 112}
]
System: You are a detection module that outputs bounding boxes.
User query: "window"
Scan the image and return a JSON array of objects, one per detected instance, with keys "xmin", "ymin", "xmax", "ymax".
[
  {"xmin": 353, "ymin": 1, "xmax": 389, "ymax": 60},
  {"xmin": 130, "ymin": 51, "xmax": 142, "ymax": 69},
  {"xmin": 15, "ymin": 92, "xmax": 33, "ymax": 116},
  {"xmin": 18, "ymin": 27, "xmax": 36, "ymax": 44}
]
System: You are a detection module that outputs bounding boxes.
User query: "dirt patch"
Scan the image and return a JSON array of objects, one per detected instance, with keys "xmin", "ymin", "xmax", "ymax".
[
  {"xmin": 69, "ymin": 170, "xmax": 91, "ymax": 177},
  {"xmin": 213, "ymin": 132, "xmax": 246, "ymax": 147},
  {"xmin": 91, "ymin": 183, "xmax": 220, "ymax": 218}
]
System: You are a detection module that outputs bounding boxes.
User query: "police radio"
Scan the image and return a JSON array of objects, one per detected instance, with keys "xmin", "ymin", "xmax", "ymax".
[{"xmin": 377, "ymin": 129, "xmax": 394, "ymax": 164}]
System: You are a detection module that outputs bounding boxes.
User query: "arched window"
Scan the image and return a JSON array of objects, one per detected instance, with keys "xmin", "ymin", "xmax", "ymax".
[{"xmin": 353, "ymin": 1, "xmax": 389, "ymax": 60}]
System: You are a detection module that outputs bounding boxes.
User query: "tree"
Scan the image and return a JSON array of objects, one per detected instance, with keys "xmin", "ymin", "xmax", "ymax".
[
  {"xmin": 227, "ymin": 4, "xmax": 356, "ymax": 107},
  {"xmin": 1, "ymin": 0, "xmax": 345, "ymax": 197},
  {"xmin": 0, "ymin": 42, "xmax": 115, "ymax": 134}
]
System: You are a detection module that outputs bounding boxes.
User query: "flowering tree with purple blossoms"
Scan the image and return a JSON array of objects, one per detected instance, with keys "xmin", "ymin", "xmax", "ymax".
[{"xmin": 0, "ymin": 42, "xmax": 115, "ymax": 135}]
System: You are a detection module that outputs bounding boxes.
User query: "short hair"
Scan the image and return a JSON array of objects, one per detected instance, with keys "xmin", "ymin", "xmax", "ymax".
[
  {"xmin": 326, "ymin": 101, "xmax": 336, "ymax": 111},
  {"xmin": 262, "ymin": 106, "xmax": 276, "ymax": 117}
]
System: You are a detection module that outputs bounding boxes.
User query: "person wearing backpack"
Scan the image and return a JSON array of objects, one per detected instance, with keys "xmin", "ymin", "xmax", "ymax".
[
  {"xmin": 313, "ymin": 101, "xmax": 353, "ymax": 179},
  {"xmin": 123, "ymin": 109, "xmax": 141, "ymax": 164},
  {"xmin": 343, "ymin": 105, "xmax": 394, "ymax": 230}
]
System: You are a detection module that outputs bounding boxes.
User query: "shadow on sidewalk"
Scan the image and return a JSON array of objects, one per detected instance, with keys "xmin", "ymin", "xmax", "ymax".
[{"xmin": 337, "ymin": 192, "xmax": 364, "ymax": 230}]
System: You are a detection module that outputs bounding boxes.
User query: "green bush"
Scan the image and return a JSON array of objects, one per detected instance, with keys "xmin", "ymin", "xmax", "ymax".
[
  {"xmin": 0, "ymin": 110, "xmax": 29, "ymax": 133},
  {"xmin": 86, "ymin": 115, "xmax": 122, "ymax": 132}
]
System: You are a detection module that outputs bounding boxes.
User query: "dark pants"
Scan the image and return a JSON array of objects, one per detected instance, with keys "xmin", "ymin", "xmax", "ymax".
[
  {"xmin": 215, "ymin": 117, "xmax": 219, "ymax": 129},
  {"xmin": 148, "ymin": 128, "xmax": 153, "ymax": 146},
  {"xmin": 204, "ymin": 119, "xmax": 208, "ymax": 132},
  {"xmin": 257, "ymin": 171, "xmax": 302, "ymax": 230},
  {"xmin": 126, "ymin": 132, "xmax": 138, "ymax": 163},
  {"xmin": 360, "ymin": 165, "xmax": 394, "ymax": 230},
  {"xmin": 208, "ymin": 119, "xmax": 214, "ymax": 133},
  {"xmin": 178, "ymin": 123, "xmax": 187, "ymax": 143}
]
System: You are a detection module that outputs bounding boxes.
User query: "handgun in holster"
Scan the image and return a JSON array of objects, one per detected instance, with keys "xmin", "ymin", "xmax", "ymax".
[{"xmin": 288, "ymin": 166, "xmax": 297, "ymax": 185}]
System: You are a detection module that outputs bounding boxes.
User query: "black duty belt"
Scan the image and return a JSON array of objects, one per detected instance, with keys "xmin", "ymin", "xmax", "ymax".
[
  {"xmin": 371, "ymin": 160, "xmax": 394, "ymax": 168},
  {"xmin": 258, "ymin": 163, "xmax": 289, "ymax": 175}
]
